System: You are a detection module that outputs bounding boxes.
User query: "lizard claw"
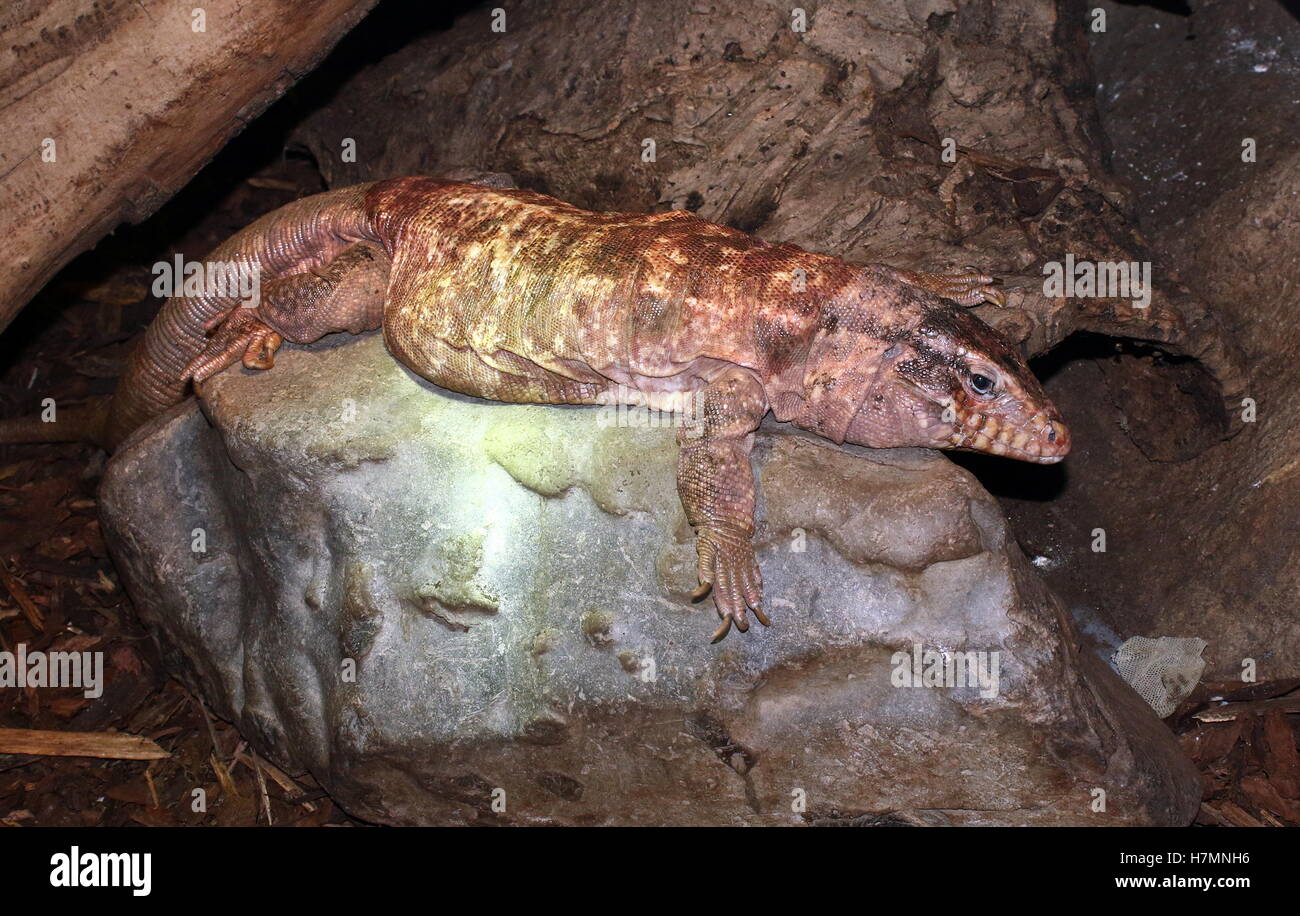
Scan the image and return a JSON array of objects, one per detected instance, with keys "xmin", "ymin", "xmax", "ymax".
[
  {"xmin": 181, "ymin": 307, "xmax": 283, "ymax": 384},
  {"xmin": 897, "ymin": 268, "xmax": 1006, "ymax": 308},
  {"xmin": 932, "ymin": 269, "xmax": 1006, "ymax": 307},
  {"xmin": 709, "ymin": 616, "xmax": 733, "ymax": 643},
  {"xmin": 692, "ymin": 525, "xmax": 767, "ymax": 641}
]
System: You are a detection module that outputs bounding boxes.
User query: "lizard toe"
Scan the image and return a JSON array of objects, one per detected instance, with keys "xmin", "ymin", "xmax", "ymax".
[
  {"xmin": 182, "ymin": 309, "xmax": 280, "ymax": 383},
  {"xmin": 691, "ymin": 524, "xmax": 766, "ymax": 640},
  {"xmin": 241, "ymin": 328, "xmax": 283, "ymax": 370}
]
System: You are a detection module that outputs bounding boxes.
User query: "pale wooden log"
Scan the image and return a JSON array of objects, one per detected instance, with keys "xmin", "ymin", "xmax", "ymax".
[
  {"xmin": 0, "ymin": 726, "xmax": 169, "ymax": 760},
  {"xmin": 0, "ymin": 0, "xmax": 379, "ymax": 334}
]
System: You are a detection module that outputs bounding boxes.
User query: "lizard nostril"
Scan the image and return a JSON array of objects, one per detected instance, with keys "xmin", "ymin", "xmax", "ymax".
[{"xmin": 1043, "ymin": 421, "xmax": 1070, "ymax": 454}]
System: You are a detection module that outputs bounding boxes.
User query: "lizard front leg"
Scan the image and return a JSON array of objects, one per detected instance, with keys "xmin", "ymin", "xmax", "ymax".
[
  {"xmin": 182, "ymin": 243, "xmax": 389, "ymax": 383},
  {"xmin": 879, "ymin": 265, "xmax": 1006, "ymax": 307},
  {"xmin": 677, "ymin": 367, "xmax": 771, "ymax": 642}
]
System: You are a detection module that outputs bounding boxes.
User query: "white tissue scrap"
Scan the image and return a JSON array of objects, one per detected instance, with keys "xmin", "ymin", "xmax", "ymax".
[{"xmin": 1111, "ymin": 636, "xmax": 1208, "ymax": 718}]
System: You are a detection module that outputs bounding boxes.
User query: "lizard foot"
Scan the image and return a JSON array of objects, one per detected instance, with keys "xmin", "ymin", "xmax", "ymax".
[
  {"xmin": 901, "ymin": 268, "xmax": 1006, "ymax": 307},
  {"xmin": 181, "ymin": 308, "xmax": 284, "ymax": 384},
  {"xmin": 690, "ymin": 525, "xmax": 769, "ymax": 642}
]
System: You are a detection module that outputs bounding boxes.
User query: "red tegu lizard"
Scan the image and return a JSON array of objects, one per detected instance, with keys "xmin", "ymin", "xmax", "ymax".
[{"xmin": 3, "ymin": 177, "xmax": 1070, "ymax": 641}]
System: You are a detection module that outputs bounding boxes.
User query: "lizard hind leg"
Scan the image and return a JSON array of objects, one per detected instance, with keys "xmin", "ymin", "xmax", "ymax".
[{"xmin": 181, "ymin": 243, "xmax": 390, "ymax": 384}]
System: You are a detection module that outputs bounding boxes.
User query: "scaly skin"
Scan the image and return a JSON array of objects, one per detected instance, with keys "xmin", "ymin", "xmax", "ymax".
[
  {"xmin": 17, "ymin": 177, "xmax": 1073, "ymax": 641},
  {"xmin": 104, "ymin": 185, "xmax": 380, "ymax": 447}
]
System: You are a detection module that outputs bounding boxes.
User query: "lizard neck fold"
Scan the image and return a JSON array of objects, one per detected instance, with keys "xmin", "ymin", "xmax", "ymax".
[{"xmin": 756, "ymin": 266, "xmax": 900, "ymax": 443}]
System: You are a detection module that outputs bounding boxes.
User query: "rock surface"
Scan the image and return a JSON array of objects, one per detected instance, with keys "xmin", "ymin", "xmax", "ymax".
[{"xmin": 99, "ymin": 333, "xmax": 1198, "ymax": 825}]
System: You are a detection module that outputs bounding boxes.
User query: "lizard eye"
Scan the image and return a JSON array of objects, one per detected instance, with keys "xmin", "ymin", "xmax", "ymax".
[{"xmin": 967, "ymin": 370, "xmax": 998, "ymax": 397}]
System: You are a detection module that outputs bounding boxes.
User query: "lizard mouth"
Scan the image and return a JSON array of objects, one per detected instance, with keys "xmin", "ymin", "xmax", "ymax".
[
  {"xmin": 853, "ymin": 381, "xmax": 1070, "ymax": 462},
  {"xmin": 944, "ymin": 408, "xmax": 1071, "ymax": 463}
]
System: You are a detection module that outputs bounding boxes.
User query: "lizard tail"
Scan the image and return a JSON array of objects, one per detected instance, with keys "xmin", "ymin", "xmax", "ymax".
[
  {"xmin": 0, "ymin": 398, "xmax": 111, "ymax": 446},
  {"xmin": 101, "ymin": 183, "xmax": 382, "ymax": 450}
]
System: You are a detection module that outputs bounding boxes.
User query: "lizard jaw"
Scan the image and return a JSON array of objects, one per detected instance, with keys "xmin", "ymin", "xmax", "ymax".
[{"xmin": 944, "ymin": 404, "xmax": 1071, "ymax": 463}]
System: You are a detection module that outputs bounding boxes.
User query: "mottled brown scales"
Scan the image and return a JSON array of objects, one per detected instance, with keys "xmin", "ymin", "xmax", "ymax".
[
  {"xmin": 21, "ymin": 176, "xmax": 1070, "ymax": 641},
  {"xmin": 371, "ymin": 178, "xmax": 855, "ymax": 396}
]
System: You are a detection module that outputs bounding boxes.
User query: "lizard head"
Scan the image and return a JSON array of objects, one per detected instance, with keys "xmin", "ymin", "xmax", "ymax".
[
  {"xmin": 841, "ymin": 304, "xmax": 1070, "ymax": 463},
  {"xmin": 782, "ymin": 279, "xmax": 1069, "ymax": 464}
]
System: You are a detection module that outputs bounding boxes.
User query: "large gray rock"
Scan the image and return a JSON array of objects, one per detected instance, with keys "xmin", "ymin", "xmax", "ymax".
[{"xmin": 99, "ymin": 333, "xmax": 1199, "ymax": 825}]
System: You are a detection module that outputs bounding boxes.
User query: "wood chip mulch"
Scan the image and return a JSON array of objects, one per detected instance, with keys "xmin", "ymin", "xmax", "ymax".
[{"xmin": 0, "ymin": 164, "xmax": 356, "ymax": 827}]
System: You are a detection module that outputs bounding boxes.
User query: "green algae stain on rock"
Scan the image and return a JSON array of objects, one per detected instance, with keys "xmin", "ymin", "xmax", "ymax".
[
  {"xmin": 483, "ymin": 409, "xmax": 581, "ymax": 499},
  {"xmin": 581, "ymin": 608, "xmax": 616, "ymax": 647},
  {"xmin": 586, "ymin": 425, "xmax": 678, "ymax": 519},
  {"xmin": 411, "ymin": 529, "xmax": 500, "ymax": 628},
  {"xmin": 483, "ymin": 406, "xmax": 679, "ymax": 522}
]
